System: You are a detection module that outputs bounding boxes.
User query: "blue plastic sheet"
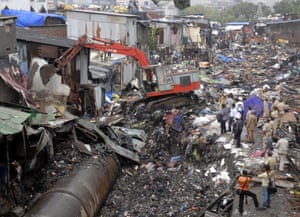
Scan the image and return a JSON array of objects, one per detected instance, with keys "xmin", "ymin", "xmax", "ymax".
[
  {"xmin": 216, "ymin": 54, "xmax": 245, "ymax": 64},
  {"xmin": 243, "ymin": 95, "xmax": 272, "ymax": 120},
  {"xmin": 1, "ymin": 9, "xmax": 65, "ymax": 27}
]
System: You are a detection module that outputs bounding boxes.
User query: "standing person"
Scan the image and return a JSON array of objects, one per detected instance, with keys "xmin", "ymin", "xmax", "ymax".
[
  {"xmin": 265, "ymin": 151, "xmax": 277, "ymax": 183},
  {"xmin": 236, "ymin": 100, "xmax": 244, "ymax": 122},
  {"xmin": 275, "ymin": 137, "xmax": 289, "ymax": 171},
  {"xmin": 219, "ymin": 93, "xmax": 227, "ymax": 110},
  {"xmin": 237, "ymin": 170, "xmax": 259, "ymax": 215},
  {"xmin": 233, "ymin": 113, "xmax": 243, "ymax": 148},
  {"xmin": 262, "ymin": 119, "xmax": 273, "ymax": 149},
  {"xmin": 277, "ymin": 99, "xmax": 287, "ymax": 127},
  {"xmin": 257, "ymin": 165, "xmax": 271, "ymax": 209},
  {"xmin": 263, "ymin": 97, "xmax": 270, "ymax": 118},
  {"xmin": 246, "ymin": 106, "xmax": 252, "ymax": 121},
  {"xmin": 270, "ymin": 107, "xmax": 279, "ymax": 136},
  {"xmin": 229, "ymin": 103, "xmax": 238, "ymax": 132},
  {"xmin": 246, "ymin": 110, "xmax": 257, "ymax": 143},
  {"xmin": 226, "ymin": 93, "xmax": 234, "ymax": 110},
  {"xmin": 221, "ymin": 104, "xmax": 229, "ymax": 134},
  {"xmin": 271, "ymin": 97, "xmax": 280, "ymax": 112}
]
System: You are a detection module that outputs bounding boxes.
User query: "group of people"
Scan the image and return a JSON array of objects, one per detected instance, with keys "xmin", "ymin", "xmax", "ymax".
[
  {"xmin": 217, "ymin": 92, "xmax": 292, "ymax": 215},
  {"xmin": 235, "ymin": 94, "xmax": 291, "ymax": 215},
  {"xmin": 218, "ymin": 93, "xmax": 244, "ymax": 135},
  {"xmin": 237, "ymin": 165, "xmax": 273, "ymax": 216},
  {"xmin": 236, "ymin": 135, "xmax": 290, "ymax": 215},
  {"xmin": 218, "ymin": 92, "xmax": 257, "ymax": 148}
]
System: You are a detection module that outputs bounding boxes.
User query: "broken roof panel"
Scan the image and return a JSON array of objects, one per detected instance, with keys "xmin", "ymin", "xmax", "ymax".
[
  {"xmin": 16, "ymin": 28, "xmax": 75, "ymax": 48},
  {"xmin": 0, "ymin": 106, "xmax": 31, "ymax": 135}
]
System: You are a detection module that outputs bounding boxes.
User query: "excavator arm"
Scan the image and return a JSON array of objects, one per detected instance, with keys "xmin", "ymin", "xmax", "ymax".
[
  {"xmin": 54, "ymin": 34, "xmax": 152, "ymax": 79},
  {"xmin": 54, "ymin": 35, "xmax": 88, "ymax": 68},
  {"xmin": 85, "ymin": 36, "xmax": 150, "ymax": 67},
  {"xmin": 55, "ymin": 35, "xmax": 150, "ymax": 68}
]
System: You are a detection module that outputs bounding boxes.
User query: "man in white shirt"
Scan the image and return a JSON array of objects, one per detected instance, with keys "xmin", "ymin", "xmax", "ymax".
[{"xmin": 229, "ymin": 103, "xmax": 239, "ymax": 132}]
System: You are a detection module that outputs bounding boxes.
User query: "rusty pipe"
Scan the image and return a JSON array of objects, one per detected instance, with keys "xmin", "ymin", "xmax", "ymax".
[{"xmin": 24, "ymin": 154, "xmax": 119, "ymax": 217}]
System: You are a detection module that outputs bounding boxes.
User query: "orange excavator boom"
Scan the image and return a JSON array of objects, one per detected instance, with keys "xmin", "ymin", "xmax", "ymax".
[{"xmin": 55, "ymin": 34, "xmax": 150, "ymax": 68}]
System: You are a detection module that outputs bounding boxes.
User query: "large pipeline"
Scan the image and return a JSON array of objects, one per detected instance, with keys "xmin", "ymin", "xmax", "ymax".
[{"xmin": 24, "ymin": 154, "xmax": 119, "ymax": 217}]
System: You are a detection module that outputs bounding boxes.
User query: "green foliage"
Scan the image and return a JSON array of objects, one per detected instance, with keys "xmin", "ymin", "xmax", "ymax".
[
  {"xmin": 182, "ymin": 2, "xmax": 271, "ymax": 24},
  {"xmin": 173, "ymin": 0, "xmax": 190, "ymax": 10},
  {"xmin": 225, "ymin": 2, "xmax": 257, "ymax": 21},
  {"xmin": 183, "ymin": 5, "xmax": 220, "ymax": 21},
  {"xmin": 148, "ymin": 27, "xmax": 159, "ymax": 51},
  {"xmin": 273, "ymin": 0, "xmax": 300, "ymax": 15},
  {"xmin": 260, "ymin": 4, "xmax": 272, "ymax": 17}
]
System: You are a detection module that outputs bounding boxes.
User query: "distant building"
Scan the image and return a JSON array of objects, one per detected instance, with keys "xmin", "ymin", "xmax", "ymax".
[
  {"xmin": 0, "ymin": 0, "xmax": 49, "ymax": 13},
  {"xmin": 191, "ymin": 0, "xmax": 233, "ymax": 7},
  {"xmin": 191, "ymin": 0, "xmax": 279, "ymax": 8},
  {"xmin": 115, "ymin": 0, "xmax": 157, "ymax": 9}
]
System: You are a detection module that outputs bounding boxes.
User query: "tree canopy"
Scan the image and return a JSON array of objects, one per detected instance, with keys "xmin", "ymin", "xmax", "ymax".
[
  {"xmin": 153, "ymin": 0, "xmax": 300, "ymax": 23},
  {"xmin": 273, "ymin": 0, "xmax": 300, "ymax": 15},
  {"xmin": 183, "ymin": 2, "xmax": 271, "ymax": 24}
]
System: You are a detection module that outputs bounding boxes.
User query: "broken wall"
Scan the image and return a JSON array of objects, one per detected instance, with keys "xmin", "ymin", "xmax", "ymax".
[{"xmin": 267, "ymin": 19, "xmax": 300, "ymax": 45}]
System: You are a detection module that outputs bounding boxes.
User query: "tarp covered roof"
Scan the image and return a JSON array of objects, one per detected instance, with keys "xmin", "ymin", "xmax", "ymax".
[
  {"xmin": 0, "ymin": 106, "xmax": 31, "ymax": 135},
  {"xmin": 1, "ymin": 9, "xmax": 66, "ymax": 27},
  {"xmin": 243, "ymin": 95, "xmax": 264, "ymax": 121},
  {"xmin": 225, "ymin": 22, "xmax": 249, "ymax": 31}
]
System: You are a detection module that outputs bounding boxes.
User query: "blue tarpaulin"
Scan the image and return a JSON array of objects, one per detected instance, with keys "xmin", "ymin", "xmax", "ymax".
[
  {"xmin": 216, "ymin": 54, "xmax": 245, "ymax": 64},
  {"xmin": 1, "ymin": 9, "xmax": 65, "ymax": 27},
  {"xmin": 243, "ymin": 95, "xmax": 272, "ymax": 121}
]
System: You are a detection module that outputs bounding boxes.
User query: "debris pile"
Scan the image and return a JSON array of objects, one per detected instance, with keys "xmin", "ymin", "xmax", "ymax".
[{"xmin": 0, "ymin": 41, "xmax": 300, "ymax": 217}]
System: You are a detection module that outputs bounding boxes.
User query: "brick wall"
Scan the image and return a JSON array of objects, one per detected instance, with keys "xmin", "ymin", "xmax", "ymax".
[{"xmin": 29, "ymin": 25, "xmax": 67, "ymax": 38}]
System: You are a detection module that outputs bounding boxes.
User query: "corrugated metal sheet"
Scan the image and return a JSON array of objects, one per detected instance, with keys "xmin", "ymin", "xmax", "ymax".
[
  {"xmin": 66, "ymin": 10, "xmax": 137, "ymax": 47},
  {"xmin": 66, "ymin": 10, "xmax": 139, "ymax": 86},
  {"xmin": 0, "ymin": 106, "xmax": 31, "ymax": 135}
]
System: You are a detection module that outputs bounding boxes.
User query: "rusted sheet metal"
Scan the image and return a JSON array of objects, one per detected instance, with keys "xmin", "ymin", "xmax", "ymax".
[{"xmin": 24, "ymin": 156, "xmax": 119, "ymax": 217}]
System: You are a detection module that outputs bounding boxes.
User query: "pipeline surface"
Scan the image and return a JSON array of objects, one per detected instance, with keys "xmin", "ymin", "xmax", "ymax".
[{"xmin": 24, "ymin": 154, "xmax": 119, "ymax": 217}]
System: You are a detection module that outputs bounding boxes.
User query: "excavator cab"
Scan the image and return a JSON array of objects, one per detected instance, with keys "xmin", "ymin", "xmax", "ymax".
[{"xmin": 143, "ymin": 64, "xmax": 200, "ymax": 98}]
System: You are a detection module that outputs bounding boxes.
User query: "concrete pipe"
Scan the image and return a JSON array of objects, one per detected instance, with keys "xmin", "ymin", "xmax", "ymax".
[{"xmin": 24, "ymin": 155, "xmax": 119, "ymax": 217}]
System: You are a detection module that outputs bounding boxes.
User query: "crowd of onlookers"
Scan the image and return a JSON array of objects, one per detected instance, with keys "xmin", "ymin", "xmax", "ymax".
[{"xmin": 217, "ymin": 88, "xmax": 294, "ymax": 215}]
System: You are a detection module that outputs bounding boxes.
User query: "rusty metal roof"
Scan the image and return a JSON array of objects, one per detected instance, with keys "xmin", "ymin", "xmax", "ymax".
[
  {"xmin": 16, "ymin": 27, "xmax": 75, "ymax": 48},
  {"xmin": 0, "ymin": 106, "xmax": 31, "ymax": 135}
]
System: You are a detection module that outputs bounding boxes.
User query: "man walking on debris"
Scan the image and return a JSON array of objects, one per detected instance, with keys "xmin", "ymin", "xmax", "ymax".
[
  {"xmin": 236, "ymin": 99, "xmax": 244, "ymax": 121},
  {"xmin": 229, "ymin": 103, "xmax": 238, "ymax": 132},
  {"xmin": 221, "ymin": 104, "xmax": 230, "ymax": 134},
  {"xmin": 263, "ymin": 97, "xmax": 270, "ymax": 118},
  {"xmin": 257, "ymin": 164, "xmax": 271, "ymax": 209},
  {"xmin": 219, "ymin": 93, "xmax": 227, "ymax": 110},
  {"xmin": 246, "ymin": 110, "xmax": 257, "ymax": 143},
  {"xmin": 233, "ymin": 113, "xmax": 243, "ymax": 148},
  {"xmin": 274, "ymin": 137, "xmax": 289, "ymax": 171},
  {"xmin": 262, "ymin": 118, "xmax": 273, "ymax": 149},
  {"xmin": 237, "ymin": 170, "xmax": 259, "ymax": 216},
  {"xmin": 265, "ymin": 151, "xmax": 277, "ymax": 183}
]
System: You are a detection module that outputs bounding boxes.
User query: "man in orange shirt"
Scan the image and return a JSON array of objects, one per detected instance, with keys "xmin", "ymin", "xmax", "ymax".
[{"xmin": 237, "ymin": 170, "xmax": 259, "ymax": 215}]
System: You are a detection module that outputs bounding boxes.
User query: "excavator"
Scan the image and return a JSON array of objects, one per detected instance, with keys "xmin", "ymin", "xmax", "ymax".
[
  {"xmin": 54, "ymin": 34, "xmax": 201, "ymax": 112},
  {"xmin": 242, "ymin": 25, "xmax": 264, "ymax": 45}
]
